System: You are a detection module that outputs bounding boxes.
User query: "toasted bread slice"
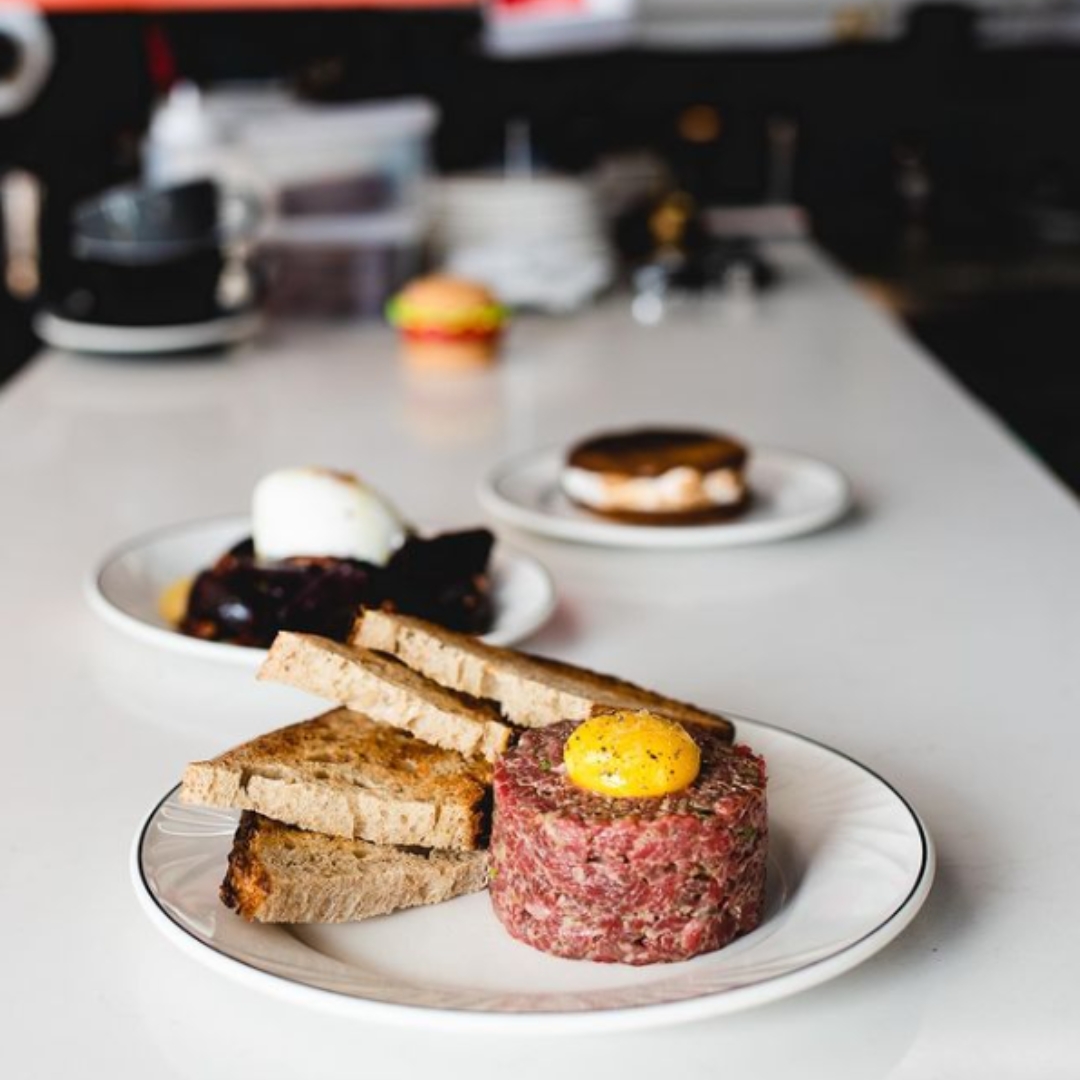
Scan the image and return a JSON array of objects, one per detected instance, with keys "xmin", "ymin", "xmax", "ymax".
[
  {"xmin": 180, "ymin": 708, "xmax": 491, "ymax": 850},
  {"xmin": 221, "ymin": 812, "xmax": 490, "ymax": 923},
  {"xmin": 257, "ymin": 632, "xmax": 513, "ymax": 762},
  {"xmin": 350, "ymin": 610, "xmax": 735, "ymax": 741}
]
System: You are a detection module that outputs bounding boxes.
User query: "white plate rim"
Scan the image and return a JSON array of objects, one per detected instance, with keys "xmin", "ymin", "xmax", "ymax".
[
  {"xmin": 86, "ymin": 513, "xmax": 556, "ymax": 663},
  {"xmin": 477, "ymin": 445, "xmax": 853, "ymax": 549},
  {"xmin": 35, "ymin": 310, "xmax": 263, "ymax": 355},
  {"xmin": 132, "ymin": 716, "xmax": 934, "ymax": 1035}
]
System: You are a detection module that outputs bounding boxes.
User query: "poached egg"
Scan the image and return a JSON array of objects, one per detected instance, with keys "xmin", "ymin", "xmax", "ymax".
[{"xmin": 252, "ymin": 467, "xmax": 407, "ymax": 566}]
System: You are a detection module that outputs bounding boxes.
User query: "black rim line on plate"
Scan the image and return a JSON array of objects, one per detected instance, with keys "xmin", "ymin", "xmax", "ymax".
[{"xmin": 135, "ymin": 716, "xmax": 931, "ymax": 1022}]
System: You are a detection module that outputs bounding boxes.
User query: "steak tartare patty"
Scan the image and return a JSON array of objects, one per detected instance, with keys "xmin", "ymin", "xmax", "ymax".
[{"xmin": 489, "ymin": 720, "xmax": 767, "ymax": 965}]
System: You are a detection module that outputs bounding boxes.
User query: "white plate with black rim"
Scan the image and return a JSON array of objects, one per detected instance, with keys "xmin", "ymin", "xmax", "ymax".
[
  {"xmin": 87, "ymin": 514, "xmax": 556, "ymax": 664},
  {"xmin": 478, "ymin": 446, "xmax": 853, "ymax": 548},
  {"xmin": 132, "ymin": 717, "xmax": 933, "ymax": 1034}
]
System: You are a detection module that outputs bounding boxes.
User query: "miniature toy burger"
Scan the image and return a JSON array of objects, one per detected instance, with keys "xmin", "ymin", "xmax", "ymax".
[{"xmin": 387, "ymin": 275, "xmax": 507, "ymax": 373}]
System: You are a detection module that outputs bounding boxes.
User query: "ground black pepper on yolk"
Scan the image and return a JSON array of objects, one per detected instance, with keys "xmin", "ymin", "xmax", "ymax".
[{"xmin": 563, "ymin": 711, "xmax": 702, "ymax": 797}]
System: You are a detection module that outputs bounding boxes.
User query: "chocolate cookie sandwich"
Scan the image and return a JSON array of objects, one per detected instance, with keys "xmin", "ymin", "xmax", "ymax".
[{"xmin": 560, "ymin": 427, "xmax": 751, "ymax": 525}]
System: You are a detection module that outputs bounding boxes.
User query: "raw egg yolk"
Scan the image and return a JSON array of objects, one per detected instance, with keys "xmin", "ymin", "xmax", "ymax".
[{"xmin": 563, "ymin": 711, "xmax": 701, "ymax": 797}]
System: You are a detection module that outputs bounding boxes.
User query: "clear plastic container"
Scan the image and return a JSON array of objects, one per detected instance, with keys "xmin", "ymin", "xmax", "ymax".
[
  {"xmin": 199, "ymin": 92, "xmax": 439, "ymax": 317},
  {"xmin": 258, "ymin": 209, "xmax": 425, "ymax": 319},
  {"xmin": 233, "ymin": 97, "xmax": 438, "ymax": 215}
]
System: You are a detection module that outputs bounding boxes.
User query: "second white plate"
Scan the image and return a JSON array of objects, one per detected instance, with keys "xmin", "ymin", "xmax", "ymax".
[
  {"xmin": 87, "ymin": 515, "xmax": 556, "ymax": 665},
  {"xmin": 478, "ymin": 446, "xmax": 853, "ymax": 548}
]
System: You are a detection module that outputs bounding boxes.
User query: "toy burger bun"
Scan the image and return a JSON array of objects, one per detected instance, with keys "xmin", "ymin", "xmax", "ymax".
[{"xmin": 388, "ymin": 275, "xmax": 506, "ymax": 372}]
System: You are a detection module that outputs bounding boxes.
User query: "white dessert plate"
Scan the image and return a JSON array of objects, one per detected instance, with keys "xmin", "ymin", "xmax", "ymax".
[
  {"xmin": 478, "ymin": 446, "xmax": 853, "ymax": 548},
  {"xmin": 87, "ymin": 514, "xmax": 556, "ymax": 663},
  {"xmin": 133, "ymin": 717, "xmax": 933, "ymax": 1034},
  {"xmin": 36, "ymin": 310, "xmax": 262, "ymax": 356}
]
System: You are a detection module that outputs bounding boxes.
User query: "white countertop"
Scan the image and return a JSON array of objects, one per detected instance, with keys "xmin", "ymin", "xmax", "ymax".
[{"xmin": 3, "ymin": 243, "xmax": 1078, "ymax": 1078}]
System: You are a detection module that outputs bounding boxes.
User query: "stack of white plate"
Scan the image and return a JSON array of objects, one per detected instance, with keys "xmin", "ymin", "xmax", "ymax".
[{"xmin": 435, "ymin": 175, "xmax": 613, "ymax": 312}]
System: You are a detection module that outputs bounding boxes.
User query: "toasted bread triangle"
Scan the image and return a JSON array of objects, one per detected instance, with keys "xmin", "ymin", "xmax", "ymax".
[
  {"xmin": 180, "ymin": 707, "xmax": 491, "ymax": 850},
  {"xmin": 221, "ymin": 812, "xmax": 490, "ymax": 923},
  {"xmin": 350, "ymin": 610, "xmax": 735, "ymax": 740},
  {"xmin": 257, "ymin": 632, "xmax": 514, "ymax": 762}
]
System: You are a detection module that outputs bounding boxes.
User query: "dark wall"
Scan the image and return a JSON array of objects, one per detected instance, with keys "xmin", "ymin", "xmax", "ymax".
[
  {"xmin": 153, "ymin": 7, "xmax": 1077, "ymax": 244},
  {"xmin": 0, "ymin": 16, "xmax": 150, "ymax": 378},
  {"xmin": 5, "ymin": 8, "xmax": 1080, "ymax": 230}
]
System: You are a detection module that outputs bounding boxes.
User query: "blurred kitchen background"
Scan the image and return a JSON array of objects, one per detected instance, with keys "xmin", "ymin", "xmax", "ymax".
[{"xmin": 1, "ymin": 0, "xmax": 1078, "ymax": 492}]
